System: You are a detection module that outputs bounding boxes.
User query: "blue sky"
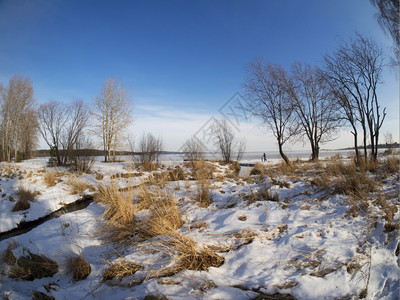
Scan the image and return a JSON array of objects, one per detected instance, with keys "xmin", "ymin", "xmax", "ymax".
[{"xmin": 0, "ymin": 0, "xmax": 398, "ymax": 151}]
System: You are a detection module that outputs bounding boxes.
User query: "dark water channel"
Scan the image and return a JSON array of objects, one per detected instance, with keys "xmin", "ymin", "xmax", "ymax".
[{"xmin": 0, "ymin": 195, "xmax": 94, "ymax": 241}]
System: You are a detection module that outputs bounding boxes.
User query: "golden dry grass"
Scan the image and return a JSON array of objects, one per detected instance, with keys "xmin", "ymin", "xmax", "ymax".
[
  {"xmin": 68, "ymin": 255, "xmax": 91, "ymax": 281},
  {"xmin": 250, "ymin": 162, "xmax": 267, "ymax": 176},
  {"xmin": 66, "ymin": 177, "xmax": 90, "ymax": 195},
  {"xmin": 8, "ymin": 251, "xmax": 58, "ymax": 281},
  {"xmin": 43, "ymin": 171, "xmax": 63, "ymax": 187},
  {"xmin": 383, "ymin": 156, "xmax": 399, "ymax": 173},
  {"xmin": 195, "ymin": 182, "xmax": 213, "ymax": 208},
  {"xmin": 103, "ymin": 259, "xmax": 142, "ymax": 281},
  {"xmin": 188, "ymin": 160, "xmax": 216, "ymax": 180}
]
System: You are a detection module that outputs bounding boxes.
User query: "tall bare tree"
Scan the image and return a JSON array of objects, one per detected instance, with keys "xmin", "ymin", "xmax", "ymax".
[
  {"xmin": 287, "ymin": 63, "xmax": 341, "ymax": 160},
  {"xmin": 324, "ymin": 34, "xmax": 386, "ymax": 160},
  {"xmin": 38, "ymin": 101, "xmax": 68, "ymax": 165},
  {"xmin": 60, "ymin": 99, "xmax": 89, "ymax": 165},
  {"xmin": 243, "ymin": 59, "xmax": 297, "ymax": 165},
  {"xmin": 0, "ymin": 75, "xmax": 35, "ymax": 161},
  {"xmin": 38, "ymin": 100, "xmax": 89, "ymax": 166},
  {"xmin": 211, "ymin": 119, "xmax": 246, "ymax": 164},
  {"xmin": 93, "ymin": 78, "xmax": 133, "ymax": 162},
  {"xmin": 369, "ymin": 0, "xmax": 399, "ymax": 66}
]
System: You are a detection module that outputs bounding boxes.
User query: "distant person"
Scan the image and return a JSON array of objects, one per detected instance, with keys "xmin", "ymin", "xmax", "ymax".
[{"xmin": 262, "ymin": 153, "xmax": 267, "ymax": 162}]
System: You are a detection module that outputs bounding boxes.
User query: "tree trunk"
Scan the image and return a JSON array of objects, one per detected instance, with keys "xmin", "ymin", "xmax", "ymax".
[{"xmin": 278, "ymin": 143, "xmax": 290, "ymax": 166}]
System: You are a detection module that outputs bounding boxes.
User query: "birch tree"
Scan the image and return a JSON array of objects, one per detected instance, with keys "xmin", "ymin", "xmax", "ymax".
[
  {"xmin": 93, "ymin": 78, "xmax": 133, "ymax": 162},
  {"xmin": 0, "ymin": 75, "xmax": 35, "ymax": 161}
]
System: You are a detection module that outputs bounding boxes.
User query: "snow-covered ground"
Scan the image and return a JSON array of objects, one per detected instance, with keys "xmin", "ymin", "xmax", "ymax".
[{"xmin": 0, "ymin": 155, "xmax": 398, "ymax": 300}]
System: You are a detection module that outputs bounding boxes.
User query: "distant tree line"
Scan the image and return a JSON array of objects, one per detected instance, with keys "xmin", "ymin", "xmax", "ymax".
[
  {"xmin": 0, "ymin": 76, "xmax": 134, "ymax": 170},
  {"xmin": 243, "ymin": 33, "xmax": 390, "ymax": 165}
]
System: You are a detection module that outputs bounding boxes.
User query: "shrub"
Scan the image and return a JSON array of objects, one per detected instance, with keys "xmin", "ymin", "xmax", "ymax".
[
  {"xmin": 384, "ymin": 156, "xmax": 399, "ymax": 173},
  {"xmin": 188, "ymin": 160, "xmax": 216, "ymax": 180}
]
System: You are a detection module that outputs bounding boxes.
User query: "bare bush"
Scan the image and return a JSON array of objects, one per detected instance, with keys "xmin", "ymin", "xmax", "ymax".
[
  {"xmin": 136, "ymin": 133, "xmax": 164, "ymax": 171},
  {"xmin": 182, "ymin": 137, "xmax": 205, "ymax": 161}
]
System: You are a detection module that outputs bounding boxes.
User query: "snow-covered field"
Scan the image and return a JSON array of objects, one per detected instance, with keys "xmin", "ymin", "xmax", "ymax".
[{"xmin": 0, "ymin": 155, "xmax": 398, "ymax": 300}]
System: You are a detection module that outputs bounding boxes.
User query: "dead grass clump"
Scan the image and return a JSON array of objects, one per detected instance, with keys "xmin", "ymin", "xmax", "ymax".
[
  {"xmin": 334, "ymin": 171, "xmax": 376, "ymax": 199},
  {"xmin": 96, "ymin": 184, "xmax": 136, "ymax": 244},
  {"xmin": 359, "ymin": 157, "xmax": 379, "ymax": 173},
  {"xmin": 12, "ymin": 187, "xmax": 40, "ymax": 212},
  {"xmin": 43, "ymin": 171, "xmax": 62, "ymax": 187},
  {"xmin": 275, "ymin": 161, "xmax": 294, "ymax": 176},
  {"xmin": 311, "ymin": 172, "xmax": 331, "ymax": 190},
  {"xmin": 272, "ymin": 178, "xmax": 290, "ymax": 188},
  {"xmin": 154, "ymin": 231, "xmax": 224, "ymax": 276},
  {"xmin": 68, "ymin": 255, "xmax": 91, "ymax": 281},
  {"xmin": 103, "ymin": 259, "xmax": 142, "ymax": 281},
  {"xmin": 95, "ymin": 173, "xmax": 104, "ymax": 180},
  {"xmin": 195, "ymin": 182, "xmax": 213, "ymax": 208},
  {"xmin": 66, "ymin": 177, "xmax": 90, "ymax": 195},
  {"xmin": 9, "ymin": 251, "xmax": 58, "ymax": 281},
  {"xmin": 250, "ymin": 162, "xmax": 267, "ymax": 176},
  {"xmin": 145, "ymin": 193, "xmax": 184, "ymax": 236},
  {"xmin": 169, "ymin": 165, "xmax": 186, "ymax": 181},
  {"xmin": 96, "ymin": 184, "xmax": 135, "ymax": 225},
  {"xmin": 3, "ymin": 244, "xmax": 17, "ymax": 266},
  {"xmin": 325, "ymin": 160, "xmax": 356, "ymax": 177},
  {"xmin": 383, "ymin": 156, "xmax": 399, "ymax": 173},
  {"xmin": 189, "ymin": 160, "xmax": 215, "ymax": 180},
  {"xmin": 227, "ymin": 161, "xmax": 241, "ymax": 178},
  {"xmin": 141, "ymin": 161, "xmax": 159, "ymax": 172}
]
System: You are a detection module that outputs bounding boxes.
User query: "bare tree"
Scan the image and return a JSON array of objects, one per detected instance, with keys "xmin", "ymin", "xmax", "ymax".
[
  {"xmin": 60, "ymin": 99, "xmax": 89, "ymax": 165},
  {"xmin": 324, "ymin": 34, "xmax": 386, "ymax": 161},
  {"xmin": 287, "ymin": 62, "xmax": 341, "ymax": 161},
  {"xmin": 182, "ymin": 137, "xmax": 205, "ymax": 161},
  {"xmin": 136, "ymin": 133, "xmax": 164, "ymax": 170},
  {"xmin": 0, "ymin": 75, "xmax": 35, "ymax": 162},
  {"xmin": 38, "ymin": 101, "xmax": 69, "ymax": 166},
  {"xmin": 369, "ymin": 0, "xmax": 399, "ymax": 66},
  {"xmin": 93, "ymin": 78, "xmax": 133, "ymax": 162},
  {"xmin": 211, "ymin": 119, "xmax": 246, "ymax": 164},
  {"xmin": 243, "ymin": 59, "xmax": 297, "ymax": 165},
  {"xmin": 38, "ymin": 100, "xmax": 90, "ymax": 166}
]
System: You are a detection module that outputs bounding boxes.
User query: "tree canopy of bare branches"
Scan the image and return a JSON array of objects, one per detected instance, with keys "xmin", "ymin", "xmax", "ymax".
[
  {"xmin": 324, "ymin": 34, "xmax": 386, "ymax": 161},
  {"xmin": 211, "ymin": 119, "xmax": 246, "ymax": 164},
  {"xmin": 287, "ymin": 63, "xmax": 342, "ymax": 160},
  {"xmin": 0, "ymin": 75, "xmax": 36, "ymax": 162},
  {"xmin": 243, "ymin": 59, "xmax": 297, "ymax": 165},
  {"xmin": 38, "ymin": 100, "xmax": 89, "ymax": 166},
  {"xmin": 369, "ymin": 0, "xmax": 399, "ymax": 66},
  {"xmin": 93, "ymin": 78, "xmax": 133, "ymax": 162}
]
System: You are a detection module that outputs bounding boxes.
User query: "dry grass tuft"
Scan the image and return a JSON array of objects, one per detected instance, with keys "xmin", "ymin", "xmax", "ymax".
[
  {"xmin": 8, "ymin": 251, "xmax": 58, "ymax": 281},
  {"xmin": 195, "ymin": 182, "xmax": 213, "ymax": 208},
  {"xmin": 43, "ymin": 171, "xmax": 63, "ymax": 187},
  {"xmin": 141, "ymin": 161, "xmax": 159, "ymax": 172},
  {"xmin": 103, "ymin": 259, "xmax": 142, "ymax": 281},
  {"xmin": 383, "ymin": 156, "xmax": 399, "ymax": 173},
  {"xmin": 68, "ymin": 255, "xmax": 91, "ymax": 281},
  {"xmin": 250, "ymin": 162, "xmax": 267, "ymax": 176},
  {"xmin": 168, "ymin": 165, "xmax": 186, "ymax": 181},
  {"xmin": 12, "ymin": 187, "xmax": 40, "ymax": 212},
  {"xmin": 3, "ymin": 243, "xmax": 17, "ymax": 266},
  {"xmin": 245, "ymin": 185, "xmax": 279, "ymax": 205},
  {"xmin": 188, "ymin": 160, "xmax": 216, "ymax": 180},
  {"xmin": 66, "ymin": 177, "xmax": 90, "ymax": 195},
  {"xmin": 96, "ymin": 183, "xmax": 136, "ymax": 244},
  {"xmin": 148, "ymin": 231, "xmax": 224, "ymax": 278}
]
